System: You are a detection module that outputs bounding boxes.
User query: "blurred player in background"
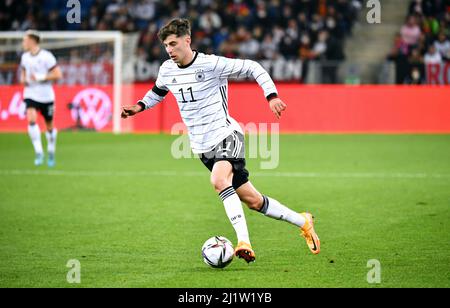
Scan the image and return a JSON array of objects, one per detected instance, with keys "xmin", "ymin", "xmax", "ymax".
[
  {"xmin": 121, "ymin": 19, "xmax": 320, "ymax": 263},
  {"xmin": 20, "ymin": 30, "xmax": 62, "ymax": 167}
]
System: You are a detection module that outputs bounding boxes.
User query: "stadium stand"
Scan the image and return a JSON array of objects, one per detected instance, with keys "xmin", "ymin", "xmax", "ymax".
[
  {"xmin": 0, "ymin": 0, "xmax": 363, "ymax": 83},
  {"xmin": 387, "ymin": 0, "xmax": 449, "ymax": 84}
]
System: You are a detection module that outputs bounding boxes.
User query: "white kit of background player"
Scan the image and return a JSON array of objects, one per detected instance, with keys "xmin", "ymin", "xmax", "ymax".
[{"xmin": 20, "ymin": 30, "xmax": 62, "ymax": 167}]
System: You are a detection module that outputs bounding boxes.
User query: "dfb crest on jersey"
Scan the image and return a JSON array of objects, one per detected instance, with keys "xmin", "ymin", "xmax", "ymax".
[{"xmin": 195, "ymin": 70, "xmax": 205, "ymax": 82}]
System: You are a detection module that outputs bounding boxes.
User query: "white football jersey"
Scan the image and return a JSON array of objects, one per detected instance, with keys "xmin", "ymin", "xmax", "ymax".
[
  {"xmin": 140, "ymin": 52, "xmax": 278, "ymax": 154},
  {"xmin": 20, "ymin": 49, "xmax": 58, "ymax": 103}
]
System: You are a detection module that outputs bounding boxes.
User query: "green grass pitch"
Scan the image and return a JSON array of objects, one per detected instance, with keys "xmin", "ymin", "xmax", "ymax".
[{"xmin": 0, "ymin": 133, "xmax": 449, "ymax": 288}]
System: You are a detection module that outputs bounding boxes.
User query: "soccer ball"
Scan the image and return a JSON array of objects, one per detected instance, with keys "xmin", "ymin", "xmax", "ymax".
[{"xmin": 201, "ymin": 236, "xmax": 234, "ymax": 268}]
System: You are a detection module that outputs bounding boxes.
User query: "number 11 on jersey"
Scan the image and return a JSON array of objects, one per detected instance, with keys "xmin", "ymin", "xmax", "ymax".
[{"xmin": 179, "ymin": 87, "xmax": 197, "ymax": 103}]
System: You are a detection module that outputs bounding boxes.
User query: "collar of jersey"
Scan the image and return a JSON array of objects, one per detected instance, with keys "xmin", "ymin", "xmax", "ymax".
[
  {"xmin": 177, "ymin": 50, "xmax": 198, "ymax": 69},
  {"xmin": 30, "ymin": 49, "xmax": 42, "ymax": 57}
]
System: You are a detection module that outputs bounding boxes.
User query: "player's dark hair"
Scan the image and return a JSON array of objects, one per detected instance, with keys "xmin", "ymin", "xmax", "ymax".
[
  {"xmin": 25, "ymin": 30, "xmax": 41, "ymax": 44},
  {"xmin": 158, "ymin": 18, "xmax": 191, "ymax": 42}
]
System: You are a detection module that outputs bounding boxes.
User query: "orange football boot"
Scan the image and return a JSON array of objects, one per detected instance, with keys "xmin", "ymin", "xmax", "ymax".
[
  {"xmin": 300, "ymin": 212, "xmax": 320, "ymax": 255},
  {"xmin": 235, "ymin": 241, "xmax": 256, "ymax": 263}
]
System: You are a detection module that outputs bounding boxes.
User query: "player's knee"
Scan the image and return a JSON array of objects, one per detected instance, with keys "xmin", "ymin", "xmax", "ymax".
[
  {"xmin": 27, "ymin": 109, "xmax": 37, "ymax": 123},
  {"xmin": 45, "ymin": 121, "xmax": 54, "ymax": 131},
  {"xmin": 245, "ymin": 195, "xmax": 264, "ymax": 211},
  {"xmin": 210, "ymin": 176, "xmax": 232, "ymax": 193}
]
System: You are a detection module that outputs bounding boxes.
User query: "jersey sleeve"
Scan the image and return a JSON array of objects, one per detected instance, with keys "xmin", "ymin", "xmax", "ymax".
[
  {"xmin": 46, "ymin": 52, "xmax": 58, "ymax": 71},
  {"xmin": 139, "ymin": 68, "xmax": 169, "ymax": 110},
  {"xmin": 213, "ymin": 56, "xmax": 278, "ymax": 100}
]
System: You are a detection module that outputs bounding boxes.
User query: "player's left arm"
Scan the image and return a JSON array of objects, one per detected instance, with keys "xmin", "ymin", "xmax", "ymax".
[
  {"xmin": 215, "ymin": 56, "xmax": 287, "ymax": 119},
  {"xmin": 31, "ymin": 52, "xmax": 62, "ymax": 82},
  {"xmin": 267, "ymin": 96, "xmax": 287, "ymax": 120},
  {"xmin": 31, "ymin": 66, "xmax": 62, "ymax": 82},
  {"xmin": 44, "ymin": 66, "xmax": 63, "ymax": 82}
]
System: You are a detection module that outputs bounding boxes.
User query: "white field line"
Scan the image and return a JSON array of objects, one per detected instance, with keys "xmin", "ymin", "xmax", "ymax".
[{"xmin": 0, "ymin": 169, "xmax": 449, "ymax": 179}]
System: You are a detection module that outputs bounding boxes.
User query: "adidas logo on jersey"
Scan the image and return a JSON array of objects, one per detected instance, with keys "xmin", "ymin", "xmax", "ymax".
[{"xmin": 172, "ymin": 78, "xmax": 177, "ymax": 83}]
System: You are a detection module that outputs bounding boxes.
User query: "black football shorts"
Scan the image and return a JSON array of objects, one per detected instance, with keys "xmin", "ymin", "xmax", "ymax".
[
  {"xmin": 24, "ymin": 99, "xmax": 55, "ymax": 122},
  {"xmin": 199, "ymin": 131, "xmax": 249, "ymax": 190}
]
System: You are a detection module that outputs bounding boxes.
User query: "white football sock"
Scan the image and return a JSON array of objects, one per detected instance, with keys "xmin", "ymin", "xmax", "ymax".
[
  {"xmin": 45, "ymin": 128, "xmax": 58, "ymax": 154},
  {"xmin": 219, "ymin": 186, "xmax": 251, "ymax": 244},
  {"xmin": 28, "ymin": 123, "xmax": 43, "ymax": 155},
  {"xmin": 260, "ymin": 196, "xmax": 306, "ymax": 228}
]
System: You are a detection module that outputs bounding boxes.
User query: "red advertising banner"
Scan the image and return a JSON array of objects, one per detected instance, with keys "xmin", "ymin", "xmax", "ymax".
[
  {"xmin": 132, "ymin": 84, "xmax": 450, "ymax": 134},
  {"xmin": 1, "ymin": 84, "xmax": 449, "ymax": 133},
  {"xmin": 426, "ymin": 62, "xmax": 450, "ymax": 85},
  {"xmin": 0, "ymin": 85, "xmax": 113, "ymax": 132}
]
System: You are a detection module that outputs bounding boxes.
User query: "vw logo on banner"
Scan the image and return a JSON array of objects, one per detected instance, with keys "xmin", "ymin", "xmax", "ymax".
[{"xmin": 71, "ymin": 88, "xmax": 112, "ymax": 130}]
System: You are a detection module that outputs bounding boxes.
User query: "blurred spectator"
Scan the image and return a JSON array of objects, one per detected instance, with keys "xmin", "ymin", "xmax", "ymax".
[
  {"xmin": 423, "ymin": 14, "xmax": 441, "ymax": 37},
  {"xmin": 404, "ymin": 67, "xmax": 426, "ymax": 84},
  {"xmin": 323, "ymin": 30, "xmax": 345, "ymax": 84},
  {"xmin": 238, "ymin": 31, "xmax": 260, "ymax": 59},
  {"xmin": 88, "ymin": 6, "xmax": 100, "ymax": 30},
  {"xmin": 409, "ymin": 0, "xmax": 424, "ymax": 15},
  {"xmin": 388, "ymin": 0, "xmax": 449, "ymax": 84},
  {"xmin": 312, "ymin": 30, "xmax": 328, "ymax": 59},
  {"xmin": 401, "ymin": 15, "xmax": 422, "ymax": 48},
  {"xmin": 105, "ymin": 0, "xmax": 124, "ymax": 15},
  {"xmin": 434, "ymin": 32, "xmax": 450, "ymax": 60},
  {"xmin": 387, "ymin": 33, "xmax": 411, "ymax": 84},
  {"xmin": 424, "ymin": 44, "xmax": 442, "ymax": 64},
  {"xmin": 299, "ymin": 33, "xmax": 317, "ymax": 83},
  {"xmin": 408, "ymin": 48, "xmax": 425, "ymax": 79},
  {"xmin": 129, "ymin": 0, "xmax": 157, "ymax": 30},
  {"xmin": 212, "ymin": 27, "xmax": 229, "ymax": 51},
  {"xmin": 199, "ymin": 7, "xmax": 222, "ymax": 33},
  {"xmin": 409, "ymin": 0, "xmax": 441, "ymax": 17},
  {"xmin": 261, "ymin": 33, "xmax": 278, "ymax": 60},
  {"xmin": 2, "ymin": 0, "xmax": 365, "ymax": 83},
  {"xmin": 286, "ymin": 19, "xmax": 299, "ymax": 41},
  {"xmin": 299, "ymin": 34, "xmax": 316, "ymax": 61}
]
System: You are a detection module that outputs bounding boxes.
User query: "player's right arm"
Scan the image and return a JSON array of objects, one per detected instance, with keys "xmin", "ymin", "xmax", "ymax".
[
  {"xmin": 19, "ymin": 55, "xmax": 28, "ymax": 86},
  {"xmin": 121, "ymin": 104, "xmax": 144, "ymax": 119},
  {"xmin": 121, "ymin": 68, "xmax": 169, "ymax": 119},
  {"xmin": 20, "ymin": 68, "xmax": 27, "ymax": 85}
]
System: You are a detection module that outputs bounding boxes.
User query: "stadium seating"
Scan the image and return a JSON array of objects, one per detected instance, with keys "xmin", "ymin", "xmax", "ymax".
[
  {"xmin": 1, "ymin": 0, "xmax": 363, "ymax": 83},
  {"xmin": 387, "ymin": 0, "xmax": 449, "ymax": 84}
]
